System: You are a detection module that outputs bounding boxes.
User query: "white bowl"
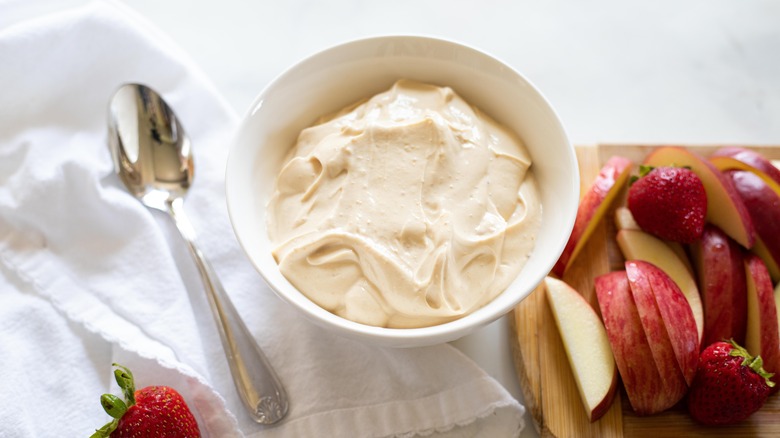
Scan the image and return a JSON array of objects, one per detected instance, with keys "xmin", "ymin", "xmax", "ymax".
[{"xmin": 226, "ymin": 35, "xmax": 579, "ymax": 347}]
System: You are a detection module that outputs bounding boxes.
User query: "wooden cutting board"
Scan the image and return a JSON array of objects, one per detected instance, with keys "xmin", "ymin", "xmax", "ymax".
[{"xmin": 510, "ymin": 144, "xmax": 780, "ymax": 437}]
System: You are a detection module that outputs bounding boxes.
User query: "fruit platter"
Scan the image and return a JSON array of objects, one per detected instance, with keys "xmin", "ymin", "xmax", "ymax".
[{"xmin": 511, "ymin": 144, "xmax": 780, "ymax": 437}]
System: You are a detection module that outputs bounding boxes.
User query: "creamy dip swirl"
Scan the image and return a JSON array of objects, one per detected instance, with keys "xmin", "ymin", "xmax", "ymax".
[{"xmin": 267, "ymin": 80, "xmax": 542, "ymax": 328}]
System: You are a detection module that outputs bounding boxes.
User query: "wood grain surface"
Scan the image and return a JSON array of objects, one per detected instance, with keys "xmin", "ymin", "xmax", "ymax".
[{"xmin": 510, "ymin": 144, "xmax": 780, "ymax": 437}]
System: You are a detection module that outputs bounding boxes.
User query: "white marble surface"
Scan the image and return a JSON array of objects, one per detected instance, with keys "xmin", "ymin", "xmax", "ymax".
[
  {"xmin": 123, "ymin": 0, "xmax": 780, "ymax": 145},
  {"xmin": 12, "ymin": 0, "xmax": 780, "ymax": 435},
  {"xmin": 117, "ymin": 1, "xmax": 780, "ymax": 436}
]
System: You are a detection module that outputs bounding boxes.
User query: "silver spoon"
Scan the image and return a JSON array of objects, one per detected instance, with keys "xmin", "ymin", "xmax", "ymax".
[{"xmin": 108, "ymin": 83, "xmax": 288, "ymax": 425}]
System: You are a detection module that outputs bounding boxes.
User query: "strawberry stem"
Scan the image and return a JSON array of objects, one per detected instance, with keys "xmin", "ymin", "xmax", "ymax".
[
  {"xmin": 629, "ymin": 165, "xmax": 655, "ymax": 186},
  {"xmin": 112, "ymin": 363, "xmax": 136, "ymax": 406},
  {"xmin": 90, "ymin": 419, "xmax": 118, "ymax": 438},
  {"xmin": 92, "ymin": 364, "xmax": 137, "ymax": 437},
  {"xmin": 638, "ymin": 165, "xmax": 655, "ymax": 178},
  {"xmin": 727, "ymin": 339, "xmax": 776, "ymax": 388}
]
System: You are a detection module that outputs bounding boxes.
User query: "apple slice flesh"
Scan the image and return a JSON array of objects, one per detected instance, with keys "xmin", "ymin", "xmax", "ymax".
[
  {"xmin": 643, "ymin": 146, "xmax": 755, "ymax": 248},
  {"xmin": 775, "ymin": 281, "xmax": 780, "ymax": 362},
  {"xmin": 754, "ymin": 236, "xmax": 780, "ymax": 282},
  {"xmin": 614, "ymin": 207, "xmax": 693, "ymax": 274},
  {"xmin": 552, "ymin": 155, "xmax": 633, "ymax": 277},
  {"xmin": 713, "ymin": 147, "xmax": 780, "ymax": 182},
  {"xmin": 614, "ymin": 206, "xmax": 640, "ymax": 231},
  {"xmin": 617, "ymin": 229, "xmax": 703, "ymax": 344},
  {"xmin": 625, "ymin": 261, "xmax": 692, "ymax": 393},
  {"xmin": 544, "ymin": 277, "xmax": 618, "ymax": 421},
  {"xmin": 745, "ymin": 254, "xmax": 780, "ymax": 382},
  {"xmin": 595, "ymin": 271, "xmax": 670, "ymax": 415}
]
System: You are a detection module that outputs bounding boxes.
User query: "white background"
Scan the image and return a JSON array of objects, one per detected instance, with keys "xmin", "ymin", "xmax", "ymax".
[
  {"xmin": 122, "ymin": 0, "xmax": 780, "ymax": 146},
  {"xmin": 9, "ymin": 1, "xmax": 780, "ymax": 436}
]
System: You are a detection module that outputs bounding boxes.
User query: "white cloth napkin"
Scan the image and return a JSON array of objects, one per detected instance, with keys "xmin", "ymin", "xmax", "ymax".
[{"xmin": 0, "ymin": 1, "xmax": 526, "ymax": 436}]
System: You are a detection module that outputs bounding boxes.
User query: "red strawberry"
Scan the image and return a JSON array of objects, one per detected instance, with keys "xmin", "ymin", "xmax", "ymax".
[
  {"xmin": 91, "ymin": 364, "xmax": 200, "ymax": 438},
  {"xmin": 627, "ymin": 166, "xmax": 707, "ymax": 243},
  {"xmin": 687, "ymin": 340, "xmax": 775, "ymax": 425}
]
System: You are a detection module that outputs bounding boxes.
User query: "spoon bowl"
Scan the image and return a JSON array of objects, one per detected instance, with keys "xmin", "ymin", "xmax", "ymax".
[
  {"xmin": 109, "ymin": 85, "xmax": 192, "ymax": 210},
  {"xmin": 108, "ymin": 83, "xmax": 288, "ymax": 425}
]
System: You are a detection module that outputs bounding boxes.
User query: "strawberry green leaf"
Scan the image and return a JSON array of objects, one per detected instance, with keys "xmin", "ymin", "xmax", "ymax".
[
  {"xmin": 100, "ymin": 394, "xmax": 127, "ymax": 419},
  {"xmin": 638, "ymin": 165, "xmax": 655, "ymax": 178},
  {"xmin": 112, "ymin": 363, "xmax": 136, "ymax": 406},
  {"xmin": 90, "ymin": 419, "xmax": 118, "ymax": 438},
  {"xmin": 629, "ymin": 165, "xmax": 655, "ymax": 186}
]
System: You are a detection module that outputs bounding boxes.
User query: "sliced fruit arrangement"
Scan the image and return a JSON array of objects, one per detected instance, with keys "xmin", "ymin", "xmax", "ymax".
[
  {"xmin": 627, "ymin": 261, "xmax": 699, "ymax": 387},
  {"xmin": 616, "ymin": 226, "xmax": 704, "ymax": 343},
  {"xmin": 92, "ymin": 364, "xmax": 200, "ymax": 438},
  {"xmin": 643, "ymin": 146, "xmax": 755, "ymax": 248},
  {"xmin": 543, "ymin": 146, "xmax": 780, "ymax": 425},
  {"xmin": 595, "ymin": 271, "xmax": 670, "ymax": 415},
  {"xmin": 597, "ymin": 263, "xmax": 697, "ymax": 414}
]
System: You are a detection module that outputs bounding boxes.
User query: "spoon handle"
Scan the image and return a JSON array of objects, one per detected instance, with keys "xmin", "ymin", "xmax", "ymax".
[{"xmin": 167, "ymin": 198, "xmax": 289, "ymax": 425}]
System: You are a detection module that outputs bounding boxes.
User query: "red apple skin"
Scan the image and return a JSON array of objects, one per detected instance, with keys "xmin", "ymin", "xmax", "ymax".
[
  {"xmin": 689, "ymin": 225, "xmax": 748, "ymax": 346},
  {"xmin": 624, "ymin": 262, "xmax": 690, "ymax": 398},
  {"xmin": 595, "ymin": 271, "xmax": 677, "ymax": 415},
  {"xmin": 636, "ymin": 261, "xmax": 699, "ymax": 386},
  {"xmin": 643, "ymin": 146, "xmax": 755, "ymax": 249},
  {"xmin": 552, "ymin": 155, "xmax": 633, "ymax": 277},
  {"xmin": 728, "ymin": 170, "xmax": 780, "ymax": 275},
  {"xmin": 745, "ymin": 254, "xmax": 780, "ymax": 385},
  {"xmin": 712, "ymin": 147, "xmax": 780, "ymax": 185}
]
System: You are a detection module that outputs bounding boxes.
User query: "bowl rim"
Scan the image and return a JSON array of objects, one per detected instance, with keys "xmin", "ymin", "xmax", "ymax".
[{"xmin": 226, "ymin": 34, "xmax": 578, "ymax": 345}]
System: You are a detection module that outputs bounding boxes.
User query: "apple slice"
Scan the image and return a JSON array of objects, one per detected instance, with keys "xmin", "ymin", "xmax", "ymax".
[
  {"xmin": 754, "ymin": 236, "xmax": 780, "ymax": 282},
  {"xmin": 775, "ymin": 280, "xmax": 780, "ymax": 350},
  {"xmin": 728, "ymin": 170, "xmax": 780, "ymax": 283},
  {"xmin": 595, "ymin": 271, "xmax": 670, "ymax": 415},
  {"xmin": 643, "ymin": 146, "xmax": 755, "ymax": 248},
  {"xmin": 617, "ymin": 229, "xmax": 703, "ymax": 343},
  {"xmin": 711, "ymin": 147, "xmax": 780, "ymax": 198},
  {"xmin": 637, "ymin": 261, "xmax": 700, "ymax": 385},
  {"xmin": 552, "ymin": 155, "xmax": 633, "ymax": 277},
  {"xmin": 689, "ymin": 225, "xmax": 748, "ymax": 346},
  {"xmin": 712, "ymin": 147, "xmax": 780, "ymax": 183},
  {"xmin": 745, "ymin": 254, "xmax": 780, "ymax": 381},
  {"xmin": 614, "ymin": 207, "xmax": 693, "ymax": 274},
  {"xmin": 614, "ymin": 206, "xmax": 640, "ymax": 231},
  {"xmin": 544, "ymin": 277, "xmax": 618, "ymax": 421},
  {"xmin": 625, "ymin": 261, "xmax": 696, "ymax": 390}
]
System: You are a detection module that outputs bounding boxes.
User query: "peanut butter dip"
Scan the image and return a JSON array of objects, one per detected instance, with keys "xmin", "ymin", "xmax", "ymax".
[{"xmin": 267, "ymin": 80, "xmax": 542, "ymax": 328}]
